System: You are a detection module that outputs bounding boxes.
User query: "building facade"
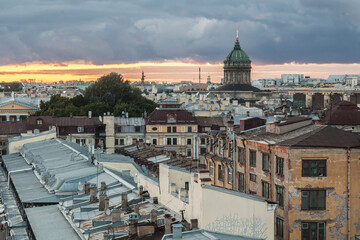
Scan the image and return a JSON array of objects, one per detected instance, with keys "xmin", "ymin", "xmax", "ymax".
[
  {"xmin": 203, "ymin": 117, "xmax": 360, "ymax": 239},
  {"xmin": 146, "ymin": 98, "xmax": 198, "ymax": 159}
]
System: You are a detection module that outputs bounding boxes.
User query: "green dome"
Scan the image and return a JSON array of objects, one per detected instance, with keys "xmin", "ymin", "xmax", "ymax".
[{"xmin": 224, "ymin": 39, "xmax": 251, "ymax": 64}]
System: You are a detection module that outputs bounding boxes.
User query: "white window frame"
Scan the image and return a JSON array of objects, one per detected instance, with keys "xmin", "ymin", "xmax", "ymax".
[
  {"xmin": 209, "ymin": 162, "xmax": 214, "ymax": 177},
  {"xmin": 77, "ymin": 126, "xmax": 84, "ymax": 133}
]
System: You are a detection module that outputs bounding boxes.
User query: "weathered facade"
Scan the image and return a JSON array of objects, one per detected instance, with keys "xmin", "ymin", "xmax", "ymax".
[{"xmin": 203, "ymin": 116, "xmax": 360, "ymax": 239}]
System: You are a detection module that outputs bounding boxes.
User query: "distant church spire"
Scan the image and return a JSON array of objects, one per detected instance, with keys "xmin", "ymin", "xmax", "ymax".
[{"xmin": 236, "ymin": 30, "xmax": 239, "ymax": 41}]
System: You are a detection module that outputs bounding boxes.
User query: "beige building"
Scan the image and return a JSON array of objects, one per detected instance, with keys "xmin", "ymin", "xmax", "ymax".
[
  {"xmin": 0, "ymin": 98, "xmax": 38, "ymax": 121},
  {"xmin": 146, "ymin": 98, "xmax": 198, "ymax": 159},
  {"xmin": 138, "ymin": 162, "xmax": 276, "ymax": 239}
]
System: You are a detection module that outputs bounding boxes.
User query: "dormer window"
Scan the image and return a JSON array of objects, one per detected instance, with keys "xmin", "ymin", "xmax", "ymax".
[
  {"xmin": 78, "ymin": 127, "xmax": 84, "ymax": 133},
  {"xmin": 167, "ymin": 114, "xmax": 176, "ymax": 123},
  {"xmin": 36, "ymin": 119, "xmax": 43, "ymax": 125}
]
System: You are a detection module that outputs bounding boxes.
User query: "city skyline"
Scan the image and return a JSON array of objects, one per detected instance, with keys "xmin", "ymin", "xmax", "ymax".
[{"xmin": 1, "ymin": 0, "xmax": 360, "ymax": 83}]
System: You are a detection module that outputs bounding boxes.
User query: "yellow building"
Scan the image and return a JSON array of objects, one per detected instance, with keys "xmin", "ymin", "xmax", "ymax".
[
  {"xmin": 146, "ymin": 98, "xmax": 198, "ymax": 159},
  {"xmin": 0, "ymin": 97, "xmax": 39, "ymax": 121}
]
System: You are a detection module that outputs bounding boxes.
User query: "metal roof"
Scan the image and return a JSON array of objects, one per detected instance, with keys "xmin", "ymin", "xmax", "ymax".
[
  {"xmin": 162, "ymin": 229, "xmax": 264, "ymax": 240},
  {"xmin": 25, "ymin": 205, "xmax": 81, "ymax": 240},
  {"xmin": 114, "ymin": 117, "xmax": 145, "ymax": 126}
]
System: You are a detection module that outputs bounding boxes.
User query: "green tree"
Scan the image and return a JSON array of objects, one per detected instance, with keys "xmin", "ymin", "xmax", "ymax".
[{"xmin": 38, "ymin": 73, "xmax": 157, "ymax": 117}]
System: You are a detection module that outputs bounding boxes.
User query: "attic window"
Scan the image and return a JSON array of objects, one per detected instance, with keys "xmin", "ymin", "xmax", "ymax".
[
  {"xmin": 167, "ymin": 114, "xmax": 176, "ymax": 123},
  {"xmin": 36, "ymin": 119, "xmax": 43, "ymax": 125}
]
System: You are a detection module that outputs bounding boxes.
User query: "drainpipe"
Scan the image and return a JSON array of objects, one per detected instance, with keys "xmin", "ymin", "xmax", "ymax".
[{"xmin": 347, "ymin": 148, "xmax": 351, "ymax": 240}]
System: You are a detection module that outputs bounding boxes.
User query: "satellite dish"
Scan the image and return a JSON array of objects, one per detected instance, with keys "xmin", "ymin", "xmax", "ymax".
[{"xmin": 105, "ymin": 209, "xmax": 111, "ymax": 215}]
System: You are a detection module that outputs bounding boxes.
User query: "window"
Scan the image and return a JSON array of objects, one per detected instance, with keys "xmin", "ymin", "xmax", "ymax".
[
  {"xmin": 227, "ymin": 168, "xmax": 232, "ymax": 184},
  {"xmin": 36, "ymin": 119, "xmax": 43, "ymax": 125},
  {"xmin": 201, "ymin": 138, "xmax": 206, "ymax": 145},
  {"xmin": 238, "ymin": 172, "xmax": 244, "ymax": 192},
  {"xmin": 77, "ymin": 127, "xmax": 84, "ymax": 133},
  {"xmin": 172, "ymin": 138, "xmax": 177, "ymax": 145},
  {"xmin": 76, "ymin": 138, "xmax": 86, "ymax": 146},
  {"xmin": 0, "ymin": 141, "xmax": 6, "ymax": 146},
  {"xmin": 301, "ymin": 190, "xmax": 326, "ymax": 210},
  {"xmin": 250, "ymin": 150, "xmax": 256, "ymax": 167},
  {"xmin": 187, "ymin": 138, "xmax": 192, "ymax": 145},
  {"xmin": 276, "ymin": 186, "xmax": 284, "ymax": 207},
  {"xmin": 218, "ymin": 165, "xmax": 223, "ymax": 181},
  {"xmin": 172, "ymin": 126, "xmax": 177, "ymax": 133},
  {"xmin": 200, "ymin": 147, "xmax": 207, "ymax": 155},
  {"xmin": 186, "ymin": 149, "xmax": 192, "ymax": 157},
  {"xmin": 209, "ymin": 162, "xmax": 214, "ymax": 177},
  {"xmin": 238, "ymin": 148, "xmax": 244, "ymax": 164},
  {"xmin": 276, "ymin": 217, "xmax": 284, "ymax": 239},
  {"xmin": 188, "ymin": 126, "xmax": 192, "ymax": 133},
  {"xmin": 276, "ymin": 157, "xmax": 284, "ymax": 175},
  {"xmin": 152, "ymin": 127, "xmax": 158, "ymax": 131},
  {"xmin": 302, "ymin": 160, "xmax": 326, "ymax": 177},
  {"xmin": 115, "ymin": 138, "xmax": 118, "ymax": 145},
  {"xmin": 116, "ymin": 127, "xmax": 122, "ymax": 133},
  {"xmin": 262, "ymin": 181, "xmax": 270, "ymax": 199},
  {"xmin": 302, "ymin": 222, "xmax": 325, "ymax": 240},
  {"xmin": 228, "ymin": 143, "xmax": 233, "ymax": 158},
  {"xmin": 152, "ymin": 139, "xmax": 157, "ymax": 145},
  {"xmin": 250, "ymin": 173, "xmax": 256, "ymax": 182},
  {"xmin": 0, "ymin": 149, "xmax": 6, "ymax": 156},
  {"xmin": 119, "ymin": 139, "xmax": 124, "ymax": 145},
  {"xmin": 262, "ymin": 153, "xmax": 269, "ymax": 171},
  {"xmin": 185, "ymin": 182, "xmax": 189, "ymax": 190},
  {"xmin": 135, "ymin": 126, "xmax": 141, "ymax": 132},
  {"xmin": 167, "ymin": 138, "xmax": 172, "ymax": 145},
  {"xmin": 249, "ymin": 190, "xmax": 257, "ymax": 195},
  {"xmin": 167, "ymin": 127, "xmax": 171, "ymax": 133}
]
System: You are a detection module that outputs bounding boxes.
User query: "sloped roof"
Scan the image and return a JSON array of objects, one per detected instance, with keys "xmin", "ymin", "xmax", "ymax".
[
  {"xmin": 0, "ymin": 121, "xmax": 27, "ymax": 135},
  {"xmin": 324, "ymin": 101, "xmax": 360, "ymax": 125},
  {"xmin": 195, "ymin": 116, "xmax": 225, "ymax": 127},
  {"xmin": 28, "ymin": 116, "xmax": 102, "ymax": 127},
  {"xmin": 278, "ymin": 125, "xmax": 360, "ymax": 148},
  {"xmin": 146, "ymin": 109, "xmax": 196, "ymax": 125}
]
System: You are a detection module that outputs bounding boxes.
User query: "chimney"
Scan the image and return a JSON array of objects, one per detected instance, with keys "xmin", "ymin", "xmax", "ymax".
[
  {"xmin": 70, "ymin": 112, "xmax": 73, "ymax": 118},
  {"xmin": 88, "ymin": 111, "xmax": 92, "ymax": 119},
  {"xmin": 246, "ymin": 111, "xmax": 250, "ymax": 117},
  {"xmin": 164, "ymin": 214, "xmax": 172, "ymax": 234},
  {"xmin": 150, "ymin": 210, "xmax": 157, "ymax": 224},
  {"xmin": 139, "ymin": 185, "xmax": 144, "ymax": 195},
  {"xmin": 100, "ymin": 181, "xmax": 106, "ymax": 191},
  {"xmin": 99, "ymin": 192, "xmax": 107, "ymax": 211},
  {"xmin": 111, "ymin": 209, "xmax": 121, "ymax": 223},
  {"xmin": 153, "ymin": 197, "xmax": 158, "ymax": 204},
  {"xmin": 134, "ymin": 204, "xmax": 140, "ymax": 215},
  {"xmin": 128, "ymin": 213, "xmax": 139, "ymax": 236},
  {"xmin": 84, "ymin": 182, "xmax": 90, "ymax": 194},
  {"xmin": 104, "ymin": 197, "xmax": 109, "ymax": 211},
  {"xmin": 172, "ymin": 224, "xmax": 183, "ymax": 239},
  {"xmin": 89, "ymin": 184, "xmax": 97, "ymax": 202},
  {"xmin": 121, "ymin": 193, "xmax": 128, "ymax": 208},
  {"xmin": 190, "ymin": 219, "xmax": 198, "ymax": 230}
]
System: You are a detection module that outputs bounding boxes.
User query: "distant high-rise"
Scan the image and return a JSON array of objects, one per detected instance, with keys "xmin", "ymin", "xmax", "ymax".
[{"xmin": 223, "ymin": 31, "xmax": 251, "ymax": 85}]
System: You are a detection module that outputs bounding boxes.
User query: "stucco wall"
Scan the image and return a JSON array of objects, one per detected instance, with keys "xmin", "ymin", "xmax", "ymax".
[{"xmin": 8, "ymin": 131, "xmax": 56, "ymax": 154}]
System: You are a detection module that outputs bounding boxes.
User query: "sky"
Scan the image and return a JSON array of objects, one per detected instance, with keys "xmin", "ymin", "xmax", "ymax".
[{"xmin": 1, "ymin": 0, "xmax": 360, "ymax": 83}]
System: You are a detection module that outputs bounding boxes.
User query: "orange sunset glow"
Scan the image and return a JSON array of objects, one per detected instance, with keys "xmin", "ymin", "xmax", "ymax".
[{"xmin": 0, "ymin": 61, "xmax": 359, "ymax": 83}]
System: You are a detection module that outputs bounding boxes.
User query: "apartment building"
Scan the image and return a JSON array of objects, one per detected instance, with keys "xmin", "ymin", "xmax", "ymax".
[
  {"xmin": 145, "ymin": 98, "xmax": 198, "ymax": 159},
  {"xmin": 204, "ymin": 116, "xmax": 360, "ymax": 239}
]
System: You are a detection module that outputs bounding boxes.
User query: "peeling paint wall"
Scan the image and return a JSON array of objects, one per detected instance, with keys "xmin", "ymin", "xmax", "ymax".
[{"xmin": 287, "ymin": 148, "xmax": 360, "ymax": 239}]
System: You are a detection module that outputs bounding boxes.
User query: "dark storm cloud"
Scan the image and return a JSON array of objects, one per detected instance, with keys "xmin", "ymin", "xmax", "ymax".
[{"xmin": 0, "ymin": 0, "xmax": 359, "ymax": 65}]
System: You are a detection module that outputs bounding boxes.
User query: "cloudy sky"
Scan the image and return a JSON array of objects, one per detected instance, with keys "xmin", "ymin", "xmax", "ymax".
[{"xmin": 1, "ymin": 0, "xmax": 360, "ymax": 82}]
